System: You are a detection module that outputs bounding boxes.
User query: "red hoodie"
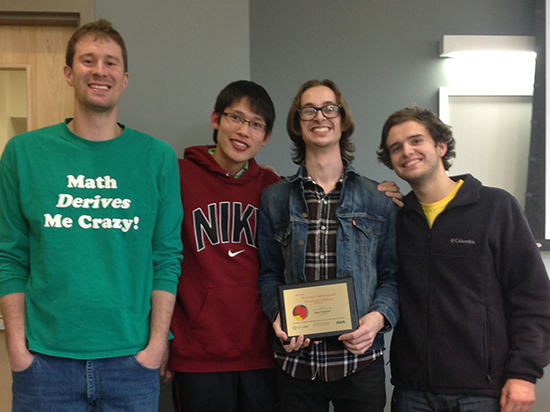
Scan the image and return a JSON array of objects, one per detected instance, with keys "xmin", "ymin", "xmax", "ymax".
[{"xmin": 169, "ymin": 145, "xmax": 279, "ymax": 373}]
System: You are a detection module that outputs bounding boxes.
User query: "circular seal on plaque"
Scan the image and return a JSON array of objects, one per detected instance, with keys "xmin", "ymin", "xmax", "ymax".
[{"xmin": 292, "ymin": 305, "xmax": 308, "ymax": 321}]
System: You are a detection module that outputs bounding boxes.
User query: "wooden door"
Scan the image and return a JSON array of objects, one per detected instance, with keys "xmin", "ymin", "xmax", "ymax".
[
  {"xmin": 0, "ymin": 24, "xmax": 75, "ymax": 412},
  {"xmin": 0, "ymin": 25, "xmax": 75, "ymax": 154}
]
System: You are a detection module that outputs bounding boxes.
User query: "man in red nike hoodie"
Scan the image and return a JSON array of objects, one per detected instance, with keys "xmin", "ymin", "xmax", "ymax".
[{"xmin": 168, "ymin": 80, "xmax": 279, "ymax": 412}]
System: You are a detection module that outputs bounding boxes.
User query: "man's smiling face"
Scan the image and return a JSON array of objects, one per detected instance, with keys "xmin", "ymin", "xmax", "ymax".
[
  {"xmin": 386, "ymin": 120, "xmax": 447, "ymax": 186},
  {"xmin": 64, "ymin": 35, "xmax": 128, "ymax": 114},
  {"xmin": 299, "ymin": 86, "xmax": 343, "ymax": 151}
]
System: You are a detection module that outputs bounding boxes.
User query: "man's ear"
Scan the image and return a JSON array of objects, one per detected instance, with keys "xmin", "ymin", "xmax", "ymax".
[
  {"xmin": 122, "ymin": 71, "xmax": 129, "ymax": 91},
  {"xmin": 63, "ymin": 65, "xmax": 74, "ymax": 87},
  {"xmin": 210, "ymin": 111, "xmax": 221, "ymax": 130},
  {"xmin": 437, "ymin": 141, "xmax": 447, "ymax": 158},
  {"xmin": 261, "ymin": 131, "xmax": 272, "ymax": 147}
]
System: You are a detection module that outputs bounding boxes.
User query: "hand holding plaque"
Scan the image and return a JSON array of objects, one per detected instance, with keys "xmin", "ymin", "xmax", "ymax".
[{"xmin": 277, "ymin": 277, "xmax": 359, "ymax": 341}]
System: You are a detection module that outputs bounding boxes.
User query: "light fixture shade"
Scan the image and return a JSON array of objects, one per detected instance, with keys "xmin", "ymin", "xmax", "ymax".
[{"xmin": 440, "ymin": 35, "xmax": 535, "ymax": 57}]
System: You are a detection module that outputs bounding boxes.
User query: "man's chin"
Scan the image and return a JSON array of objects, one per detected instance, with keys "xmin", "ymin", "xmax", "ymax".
[{"xmin": 83, "ymin": 101, "xmax": 116, "ymax": 114}]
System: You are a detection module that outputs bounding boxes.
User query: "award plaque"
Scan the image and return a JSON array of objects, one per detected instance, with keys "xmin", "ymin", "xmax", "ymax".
[{"xmin": 277, "ymin": 277, "xmax": 359, "ymax": 341}]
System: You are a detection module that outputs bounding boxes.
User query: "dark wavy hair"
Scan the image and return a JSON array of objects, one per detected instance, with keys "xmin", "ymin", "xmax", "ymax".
[
  {"xmin": 377, "ymin": 106, "xmax": 456, "ymax": 170},
  {"xmin": 66, "ymin": 18, "xmax": 128, "ymax": 72},
  {"xmin": 287, "ymin": 79, "xmax": 355, "ymax": 165},
  {"xmin": 212, "ymin": 80, "xmax": 275, "ymax": 143}
]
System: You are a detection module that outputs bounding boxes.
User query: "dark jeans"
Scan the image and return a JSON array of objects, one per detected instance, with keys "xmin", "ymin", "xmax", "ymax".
[
  {"xmin": 12, "ymin": 353, "xmax": 160, "ymax": 412},
  {"xmin": 275, "ymin": 356, "xmax": 386, "ymax": 412},
  {"xmin": 173, "ymin": 368, "xmax": 277, "ymax": 412},
  {"xmin": 392, "ymin": 388, "xmax": 500, "ymax": 412}
]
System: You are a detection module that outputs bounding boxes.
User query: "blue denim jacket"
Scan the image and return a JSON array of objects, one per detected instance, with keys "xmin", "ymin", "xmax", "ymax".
[{"xmin": 257, "ymin": 161, "xmax": 399, "ymax": 353}]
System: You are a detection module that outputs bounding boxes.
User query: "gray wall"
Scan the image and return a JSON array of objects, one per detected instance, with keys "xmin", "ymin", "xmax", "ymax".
[
  {"xmin": 93, "ymin": 1, "xmax": 549, "ymax": 411},
  {"xmin": 250, "ymin": 0, "xmax": 535, "ymax": 180},
  {"xmin": 95, "ymin": 0, "xmax": 250, "ymax": 159}
]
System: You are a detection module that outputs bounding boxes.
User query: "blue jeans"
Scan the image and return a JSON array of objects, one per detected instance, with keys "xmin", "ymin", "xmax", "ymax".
[
  {"xmin": 12, "ymin": 353, "xmax": 160, "ymax": 412},
  {"xmin": 392, "ymin": 389, "xmax": 500, "ymax": 412}
]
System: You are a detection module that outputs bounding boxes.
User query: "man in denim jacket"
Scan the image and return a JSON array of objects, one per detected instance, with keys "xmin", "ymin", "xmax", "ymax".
[{"xmin": 257, "ymin": 79, "xmax": 399, "ymax": 412}]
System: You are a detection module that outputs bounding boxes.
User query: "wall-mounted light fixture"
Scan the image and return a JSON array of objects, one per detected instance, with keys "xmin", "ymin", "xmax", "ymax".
[
  {"xmin": 439, "ymin": 35, "xmax": 537, "ymax": 91},
  {"xmin": 440, "ymin": 35, "xmax": 536, "ymax": 58}
]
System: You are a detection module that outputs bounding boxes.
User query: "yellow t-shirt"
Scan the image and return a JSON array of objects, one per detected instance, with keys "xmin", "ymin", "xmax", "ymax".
[{"xmin": 420, "ymin": 180, "xmax": 464, "ymax": 228}]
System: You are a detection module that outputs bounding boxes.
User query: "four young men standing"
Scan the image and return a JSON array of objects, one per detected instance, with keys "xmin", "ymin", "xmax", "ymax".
[{"xmin": 1, "ymin": 17, "xmax": 550, "ymax": 412}]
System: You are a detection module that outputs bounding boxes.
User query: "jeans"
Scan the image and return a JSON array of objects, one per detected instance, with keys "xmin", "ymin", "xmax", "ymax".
[
  {"xmin": 392, "ymin": 389, "xmax": 500, "ymax": 412},
  {"xmin": 12, "ymin": 353, "xmax": 160, "ymax": 412},
  {"xmin": 275, "ymin": 356, "xmax": 386, "ymax": 412}
]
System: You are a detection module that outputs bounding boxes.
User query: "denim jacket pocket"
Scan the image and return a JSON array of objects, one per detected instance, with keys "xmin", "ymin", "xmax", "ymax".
[
  {"xmin": 350, "ymin": 216, "xmax": 383, "ymax": 258},
  {"xmin": 351, "ymin": 216, "xmax": 383, "ymax": 238},
  {"xmin": 273, "ymin": 221, "xmax": 306, "ymax": 283},
  {"xmin": 273, "ymin": 222, "xmax": 291, "ymax": 246}
]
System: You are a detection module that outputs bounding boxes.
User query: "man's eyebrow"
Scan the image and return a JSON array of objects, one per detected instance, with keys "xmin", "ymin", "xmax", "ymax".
[
  {"xmin": 78, "ymin": 53, "xmax": 122, "ymax": 62},
  {"xmin": 388, "ymin": 134, "xmax": 424, "ymax": 149},
  {"xmin": 388, "ymin": 141, "xmax": 401, "ymax": 150},
  {"xmin": 232, "ymin": 110, "xmax": 265, "ymax": 122},
  {"xmin": 302, "ymin": 100, "xmax": 337, "ymax": 107}
]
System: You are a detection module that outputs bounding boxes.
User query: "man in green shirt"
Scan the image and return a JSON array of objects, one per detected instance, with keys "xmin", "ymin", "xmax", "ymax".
[{"xmin": 0, "ymin": 19, "xmax": 182, "ymax": 411}]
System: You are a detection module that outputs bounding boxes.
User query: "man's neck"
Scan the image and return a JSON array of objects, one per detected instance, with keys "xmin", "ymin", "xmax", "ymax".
[
  {"xmin": 210, "ymin": 148, "xmax": 246, "ymax": 177},
  {"xmin": 411, "ymin": 171, "xmax": 457, "ymax": 204},
  {"xmin": 68, "ymin": 105, "xmax": 122, "ymax": 142},
  {"xmin": 304, "ymin": 147, "xmax": 344, "ymax": 194}
]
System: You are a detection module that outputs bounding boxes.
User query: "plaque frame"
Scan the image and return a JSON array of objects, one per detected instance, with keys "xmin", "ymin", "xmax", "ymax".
[{"xmin": 277, "ymin": 276, "xmax": 359, "ymax": 341}]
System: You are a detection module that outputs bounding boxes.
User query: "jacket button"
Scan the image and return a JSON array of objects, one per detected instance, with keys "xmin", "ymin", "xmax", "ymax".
[
  {"xmin": 298, "ymin": 240, "xmax": 304, "ymax": 246},
  {"xmin": 301, "ymin": 212, "xmax": 308, "ymax": 218}
]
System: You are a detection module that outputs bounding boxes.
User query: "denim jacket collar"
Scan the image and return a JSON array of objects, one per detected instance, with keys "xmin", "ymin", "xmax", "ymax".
[{"xmin": 286, "ymin": 158, "xmax": 360, "ymax": 184}]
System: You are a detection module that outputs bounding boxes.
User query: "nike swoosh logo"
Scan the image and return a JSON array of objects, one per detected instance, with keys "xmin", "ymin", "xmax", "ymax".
[{"xmin": 228, "ymin": 249, "xmax": 245, "ymax": 257}]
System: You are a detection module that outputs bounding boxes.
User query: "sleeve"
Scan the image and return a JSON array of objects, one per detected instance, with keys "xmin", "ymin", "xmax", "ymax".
[
  {"xmin": 151, "ymin": 146, "xmax": 183, "ymax": 295},
  {"xmin": 369, "ymin": 197, "xmax": 400, "ymax": 332},
  {"xmin": 495, "ymin": 193, "xmax": 550, "ymax": 383},
  {"xmin": 257, "ymin": 189, "xmax": 285, "ymax": 323},
  {"xmin": 0, "ymin": 142, "xmax": 30, "ymax": 297}
]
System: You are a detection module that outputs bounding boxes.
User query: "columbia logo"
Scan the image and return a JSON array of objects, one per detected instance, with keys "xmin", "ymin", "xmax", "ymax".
[{"xmin": 450, "ymin": 238, "xmax": 475, "ymax": 244}]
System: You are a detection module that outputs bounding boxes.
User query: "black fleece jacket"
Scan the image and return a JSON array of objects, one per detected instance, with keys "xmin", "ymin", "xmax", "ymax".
[{"xmin": 390, "ymin": 174, "xmax": 550, "ymax": 397}]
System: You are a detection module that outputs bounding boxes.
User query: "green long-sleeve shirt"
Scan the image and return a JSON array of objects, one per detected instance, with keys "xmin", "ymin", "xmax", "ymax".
[{"xmin": 0, "ymin": 120, "xmax": 183, "ymax": 359}]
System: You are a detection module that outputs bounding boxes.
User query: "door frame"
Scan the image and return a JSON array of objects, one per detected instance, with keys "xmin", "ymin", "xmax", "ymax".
[
  {"xmin": 0, "ymin": 0, "xmax": 94, "ymax": 27},
  {"xmin": 0, "ymin": 63, "xmax": 32, "ymax": 130}
]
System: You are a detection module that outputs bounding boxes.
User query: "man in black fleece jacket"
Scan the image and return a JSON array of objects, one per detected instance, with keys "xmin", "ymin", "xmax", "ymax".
[{"xmin": 377, "ymin": 106, "xmax": 550, "ymax": 412}]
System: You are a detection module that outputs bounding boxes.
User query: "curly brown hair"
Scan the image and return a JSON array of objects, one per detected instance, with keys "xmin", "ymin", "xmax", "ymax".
[{"xmin": 377, "ymin": 106, "xmax": 456, "ymax": 170}]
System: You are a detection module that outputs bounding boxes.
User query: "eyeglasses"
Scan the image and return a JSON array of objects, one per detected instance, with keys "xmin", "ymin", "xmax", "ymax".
[
  {"xmin": 222, "ymin": 112, "xmax": 267, "ymax": 133},
  {"xmin": 298, "ymin": 104, "xmax": 342, "ymax": 121}
]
